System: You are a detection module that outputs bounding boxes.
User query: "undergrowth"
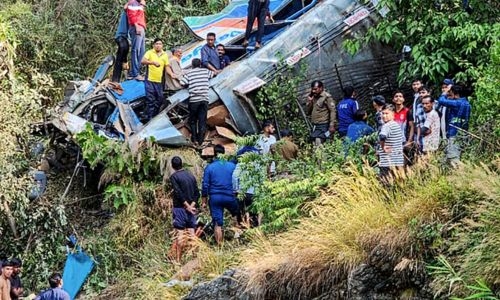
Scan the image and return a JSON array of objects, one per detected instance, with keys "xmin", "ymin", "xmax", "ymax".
[{"xmin": 238, "ymin": 161, "xmax": 500, "ymax": 299}]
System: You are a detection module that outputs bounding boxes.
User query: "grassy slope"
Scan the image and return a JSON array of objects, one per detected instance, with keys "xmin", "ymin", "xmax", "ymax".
[{"xmin": 84, "ymin": 157, "xmax": 499, "ymax": 299}]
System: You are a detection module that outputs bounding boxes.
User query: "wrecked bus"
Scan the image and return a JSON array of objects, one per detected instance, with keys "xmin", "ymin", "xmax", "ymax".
[{"xmin": 52, "ymin": 0, "xmax": 393, "ymax": 152}]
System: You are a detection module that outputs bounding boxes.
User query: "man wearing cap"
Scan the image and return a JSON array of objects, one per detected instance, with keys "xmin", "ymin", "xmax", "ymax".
[
  {"xmin": 437, "ymin": 79, "xmax": 454, "ymax": 138},
  {"xmin": 0, "ymin": 260, "xmax": 13, "ymax": 300},
  {"xmin": 9, "ymin": 259, "xmax": 22, "ymax": 300},
  {"xmin": 306, "ymin": 80, "xmax": 336, "ymax": 146},
  {"xmin": 438, "ymin": 84, "xmax": 471, "ymax": 167}
]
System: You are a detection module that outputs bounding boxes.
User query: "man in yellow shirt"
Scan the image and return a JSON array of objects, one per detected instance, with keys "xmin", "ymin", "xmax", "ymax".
[{"xmin": 141, "ymin": 38, "xmax": 173, "ymax": 121}]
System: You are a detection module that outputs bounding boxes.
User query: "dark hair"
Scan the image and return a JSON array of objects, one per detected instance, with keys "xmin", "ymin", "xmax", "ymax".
[
  {"xmin": 421, "ymin": 95, "xmax": 434, "ymax": 102},
  {"xmin": 382, "ymin": 103, "xmax": 396, "ymax": 112},
  {"xmin": 450, "ymin": 84, "xmax": 464, "ymax": 97},
  {"xmin": 172, "ymin": 47, "xmax": 182, "ymax": 54},
  {"xmin": 418, "ymin": 86, "xmax": 430, "ymax": 93},
  {"xmin": 280, "ymin": 129, "xmax": 292, "ymax": 137},
  {"xmin": 192, "ymin": 58, "xmax": 201, "ymax": 68},
  {"xmin": 171, "ymin": 156, "xmax": 182, "ymax": 170},
  {"xmin": 11, "ymin": 258, "xmax": 22, "ymax": 267},
  {"xmin": 216, "ymin": 43, "xmax": 225, "ymax": 49},
  {"xmin": 153, "ymin": 38, "xmax": 162, "ymax": 45},
  {"xmin": 207, "ymin": 32, "xmax": 216, "ymax": 38},
  {"xmin": 262, "ymin": 120, "xmax": 273, "ymax": 129},
  {"xmin": 343, "ymin": 85, "xmax": 355, "ymax": 98},
  {"xmin": 49, "ymin": 273, "xmax": 63, "ymax": 288},
  {"xmin": 214, "ymin": 144, "xmax": 225, "ymax": 155},
  {"xmin": 354, "ymin": 109, "xmax": 367, "ymax": 121},
  {"xmin": 393, "ymin": 90, "xmax": 405, "ymax": 97},
  {"xmin": 412, "ymin": 78, "xmax": 422, "ymax": 84},
  {"xmin": 310, "ymin": 80, "xmax": 323, "ymax": 88},
  {"xmin": 2, "ymin": 260, "xmax": 14, "ymax": 267},
  {"xmin": 372, "ymin": 95, "xmax": 385, "ymax": 106}
]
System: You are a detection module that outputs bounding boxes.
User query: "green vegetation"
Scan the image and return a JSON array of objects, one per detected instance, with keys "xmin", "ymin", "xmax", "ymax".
[{"xmin": 0, "ymin": 0, "xmax": 499, "ymax": 299}]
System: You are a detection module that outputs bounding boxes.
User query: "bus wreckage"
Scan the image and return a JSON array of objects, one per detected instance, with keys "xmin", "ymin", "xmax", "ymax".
[{"xmin": 52, "ymin": 0, "xmax": 395, "ymax": 154}]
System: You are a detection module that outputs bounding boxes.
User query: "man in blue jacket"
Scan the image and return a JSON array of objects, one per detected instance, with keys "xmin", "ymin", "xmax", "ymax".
[
  {"xmin": 337, "ymin": 85, "xmax": 359, "ymax": 137},
  {"xmin": 438, "ymin": 84, "xmax": 471, "ymax": 167},
  {"xmin": 34, "ymin": 273, "xmax": 70, "ymax": 300},
  {"xmin": 202, "ymin": 145, "xmax": 239, "ymax": 244}
]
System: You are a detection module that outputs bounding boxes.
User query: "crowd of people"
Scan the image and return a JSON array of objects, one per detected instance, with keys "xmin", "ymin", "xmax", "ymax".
[
  {"xmin": 1, "ymin": 1, "xmax": 474, "ymax": 295},
  {"xmin": 0, "ymin": 259, "xmax": 69, "ymax": 300},
  {"xmin": 168, "ymin": 76, "xmax": 471, "ymax": 260},
  {"xmin": 306, "ymin": 78, "xmax": 471, "ymax": 174},
  {"xmin": 111, "ymin": 0, "xmax": 270, "ymax": 126}
]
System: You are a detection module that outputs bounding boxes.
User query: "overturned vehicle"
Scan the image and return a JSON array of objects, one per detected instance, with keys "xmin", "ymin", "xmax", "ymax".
[{"xmin": 52, "ymin": 0, "xmax": 399, "ymax": 153}]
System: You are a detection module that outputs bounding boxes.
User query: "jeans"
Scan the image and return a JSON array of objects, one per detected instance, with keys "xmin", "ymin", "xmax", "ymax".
[
  {"xmin": 446, "ymin": 137, "xmax": 461, "ymax": 166},
  {"xmin": 145, "ymin": 81, "xmax": 165, "ymax": 121},
  {"xmin": 245, "ymin": 0, "xmax": 268, "ymax": 43},
  {"xmin": 128, "ymin": 26, "xmax": 145, "ymax": 78},
  {"xmin": 188, "ymin": 101, "xmax": 209, "ymax": 144},
  {"xmin": 112, "ymin": 36, "xmax": 129, "ymax": 82}
]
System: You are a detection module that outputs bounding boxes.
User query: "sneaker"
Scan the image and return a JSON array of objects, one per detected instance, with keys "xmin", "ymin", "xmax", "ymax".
[{"xmin": 134, "ymin": 75, "xmax": 145, "ymax": 81}]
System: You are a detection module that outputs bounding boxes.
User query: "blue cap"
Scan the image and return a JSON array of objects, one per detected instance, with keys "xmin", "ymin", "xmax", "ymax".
[{"xmin": 443, "ymin": 78, "xmax": 454, "ymax": 85}]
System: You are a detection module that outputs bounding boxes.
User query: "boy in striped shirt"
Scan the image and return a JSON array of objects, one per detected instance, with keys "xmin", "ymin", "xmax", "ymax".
[
  {"xmin": 378, "ymin": 104, "xmax": 405, "ymax": 183},
  {"xmin": 180, "ymin": 58, "xmax": 215, "ymax": 145}
]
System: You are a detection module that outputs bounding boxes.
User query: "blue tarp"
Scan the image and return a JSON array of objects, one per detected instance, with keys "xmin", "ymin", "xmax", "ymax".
[
  {"xmin": 110, "ymin": 80, "xmax": 146, "ymax": 103},
  {"xmin": 62, "ymin": 247, "xmax": 94, "ymax": 300}
]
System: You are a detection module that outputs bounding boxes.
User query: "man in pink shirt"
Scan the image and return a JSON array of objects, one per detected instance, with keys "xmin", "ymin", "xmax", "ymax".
[{"xmin": 125, "ymin": 0, "xmax": 146, "ymax": 80}]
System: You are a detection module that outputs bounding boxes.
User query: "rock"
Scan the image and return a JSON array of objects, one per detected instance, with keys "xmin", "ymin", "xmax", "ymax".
[{"xmin": 183, "ymin": 269, "xmax": 250, "ymax": 300}]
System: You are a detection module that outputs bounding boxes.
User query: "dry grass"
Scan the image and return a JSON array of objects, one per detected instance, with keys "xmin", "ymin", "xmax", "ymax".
[{"xmin": 241, "ymin": 162, "xmax": 449, "ymax": 299}]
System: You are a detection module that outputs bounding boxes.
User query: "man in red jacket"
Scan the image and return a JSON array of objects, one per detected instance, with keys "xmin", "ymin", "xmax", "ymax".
[{"xmin": 125, "ymin": 0, "xmax": 146, "ymax": 80}]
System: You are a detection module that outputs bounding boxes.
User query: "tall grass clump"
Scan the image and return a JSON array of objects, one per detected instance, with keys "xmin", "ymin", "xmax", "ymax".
[{"xmin": 240, "ymin": 161, "xmax": 486, "ymax": 299}]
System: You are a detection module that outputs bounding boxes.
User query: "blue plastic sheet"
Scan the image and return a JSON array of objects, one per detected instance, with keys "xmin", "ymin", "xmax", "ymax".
[
  {"xmin": 110, "ymin": 80, "xmax": 146, "ymax": 103},
  {"xmin": 62, "ymin": 249, "xmax": 94, "ymax": 300}
]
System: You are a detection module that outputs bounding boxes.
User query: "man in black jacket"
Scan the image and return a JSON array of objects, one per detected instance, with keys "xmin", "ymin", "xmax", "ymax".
[{"xmin": 169, "ymin": 156, "xmax": 200, "ymax": 261}]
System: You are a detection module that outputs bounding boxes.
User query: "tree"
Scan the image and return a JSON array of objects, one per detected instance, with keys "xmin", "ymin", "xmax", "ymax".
[{"xmin": 345, "ymin": 0, "xmax": 499, "ymax": 84}]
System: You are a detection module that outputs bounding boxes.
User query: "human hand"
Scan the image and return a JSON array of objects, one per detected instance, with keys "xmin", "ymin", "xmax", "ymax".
[
  {"xmin": 187, "ymin": 206, "xmax": 197, "ymax": 215},
  {"xmin": 328, "ymin": 125, "xmax": 335, "ymax": 133},
  {"xmin": 383, "ymin": 145, "xmax": 392, "ymax": 153},
  {"xmin": 153, "ymin": 61, "xmax": 160, "ymax": 67}
]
